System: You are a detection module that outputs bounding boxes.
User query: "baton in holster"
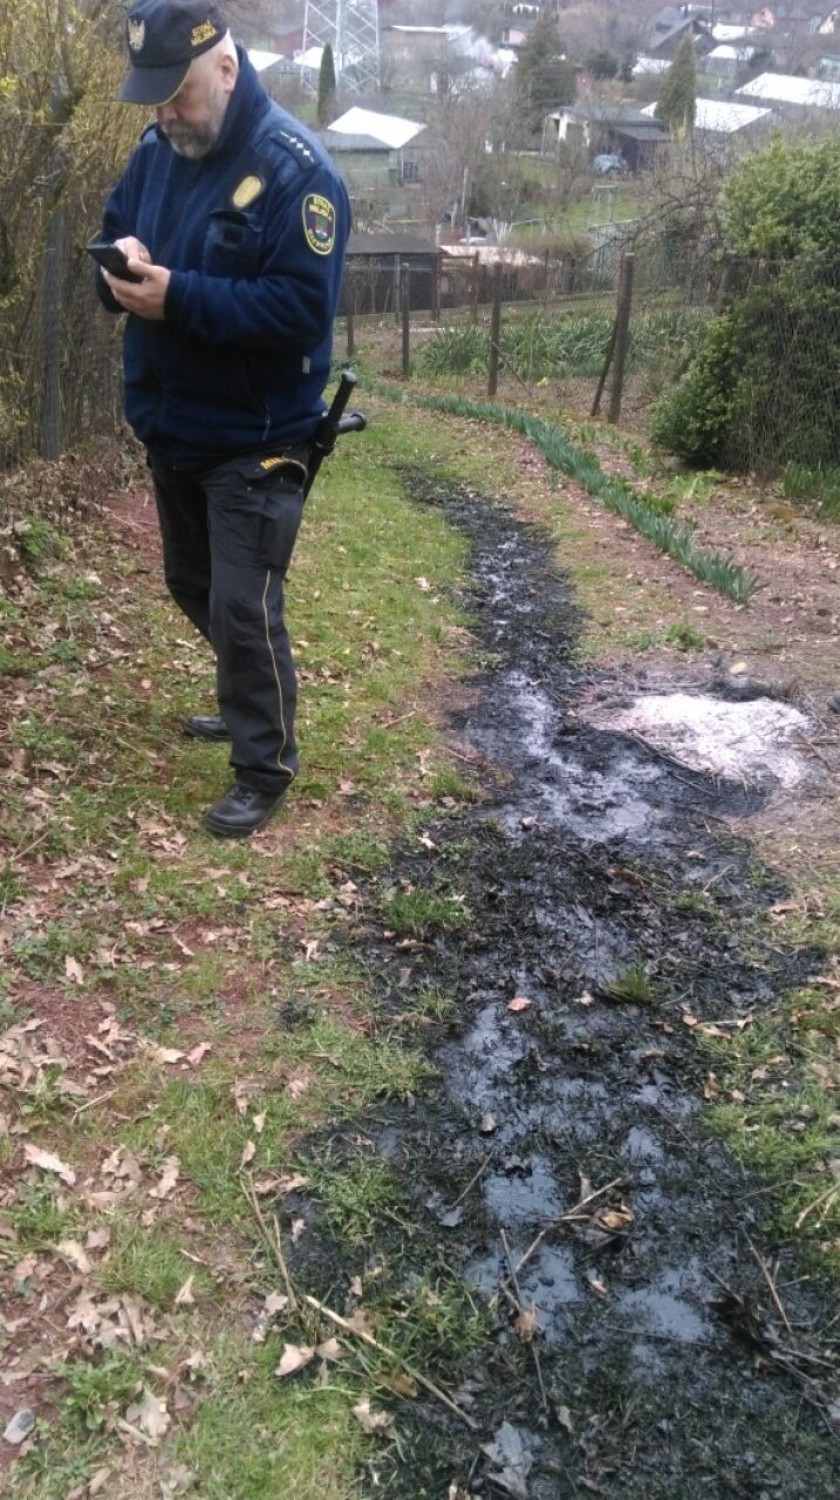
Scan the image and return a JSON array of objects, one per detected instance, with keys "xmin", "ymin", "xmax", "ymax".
[{"xmin": 305, "ymin": 370, "xmax": 366, "ymax": 499}]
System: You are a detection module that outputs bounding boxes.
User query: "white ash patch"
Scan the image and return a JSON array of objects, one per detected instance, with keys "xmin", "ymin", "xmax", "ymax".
[{"xmin": 584, "ymin": 692, "xmax": 810, "ymax": 788}]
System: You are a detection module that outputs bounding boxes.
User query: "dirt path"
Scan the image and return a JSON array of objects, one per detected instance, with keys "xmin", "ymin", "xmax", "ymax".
[
  {"xmin": 2, "ymin": 417, "xmax": 840, "ymax": 1497},
  {"xmin": 284, "ymin": 468, "xmax": 840, "ymax": 1497}
]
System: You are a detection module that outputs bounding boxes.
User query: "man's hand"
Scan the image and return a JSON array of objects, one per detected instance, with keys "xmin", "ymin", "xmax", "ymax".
[
  {"xmin": 103, "ymin": 256, "xmax": 170, "ymax": 321},
  {"xmin": 114, "ymin": 235, "xmax": 151, "ymax": 265}
]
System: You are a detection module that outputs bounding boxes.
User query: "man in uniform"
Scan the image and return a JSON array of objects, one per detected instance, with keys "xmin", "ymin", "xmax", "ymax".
[{"xmin": 94, "ymin": 0, "xmax": 350, "ymax": 837}]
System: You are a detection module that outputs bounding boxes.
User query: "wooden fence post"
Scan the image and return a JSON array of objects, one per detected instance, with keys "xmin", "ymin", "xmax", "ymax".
[
  {"xmin": 487, "ymin": 261, "xmax": 503, "ymax": 398},
  {"xmin": 401, "ymin": 261, "xmax": 411, "ymax": 380},
  {"xmin": 470, "ymin": 252, "xmax": 479, "ymax": 324},
  {"xmin": 345, "ymin": 271, "xmax": 355, "ymax": 359},
  {"xmin": 431, "ymin": 253, "xmax": 440, "ymax": 323},
  {"xmin": 607, "ymin": 251, "xmax": 635, "ymax": 425},
  {"xmin": 40, "ymin": 205, "xmax": 65, "ymax": 459},
  {"xmin": 393, "ymin": 253, "xmax": 400, "ymax": 325}
]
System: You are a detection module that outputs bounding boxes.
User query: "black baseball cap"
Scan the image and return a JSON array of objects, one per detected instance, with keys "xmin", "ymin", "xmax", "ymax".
[{"xmin": 118, "ymin": 0, "xmax": 229, "ymax": 105}]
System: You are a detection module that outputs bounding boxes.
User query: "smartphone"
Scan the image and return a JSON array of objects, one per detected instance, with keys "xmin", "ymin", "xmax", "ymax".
[{"xmin": 85, "ymin": 240, "xmax": 144, "ymax": 284}]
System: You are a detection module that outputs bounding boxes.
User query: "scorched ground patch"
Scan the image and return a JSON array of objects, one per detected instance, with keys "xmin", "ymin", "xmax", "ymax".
[{"xmin": 280, "ymin": 471, "xmax": 840, "ymax": 1498}]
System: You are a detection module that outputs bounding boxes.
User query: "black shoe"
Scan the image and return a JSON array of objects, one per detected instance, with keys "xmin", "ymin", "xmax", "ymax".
[
  {"xmin": 203, "ymin": 782, "xmax": 288, "ymax": 838},
  {"xmin": 183, "ymin": 714, "xmax": 230, "ymax": 742}
]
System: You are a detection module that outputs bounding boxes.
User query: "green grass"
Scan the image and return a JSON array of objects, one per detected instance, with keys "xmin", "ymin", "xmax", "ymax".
[
  {"xmin": 782, "ymin": 459, "xmax": 840, "ymax": 520},
  {"xmin": 418, "ymin": 306, "xmax": 709, "ymax": 384},
  {"xmin": 701, "ymin": 976, "xmax": 840, "ymax": 1252},
  {"xmin": 174, "ymin": 1339, "xmax": 367, "ymax": 1500},
  {"xmin": 5, "ymin": 396, "xmax": 840, "ymax": 1498},
  {"xmin": 382, "ymin": 883, "xmax": 470, "ymax": 938},
  {"xmin": 369, "ymin": 381, "xmax": 762, "ymax": 604},
  {"xmin": 304, "ymin": 1149, "xmax": 405, "ymax": 1244},
  {"xmin": 605, "ymin": 962, "xmax": 656, "ymax": 1005}
]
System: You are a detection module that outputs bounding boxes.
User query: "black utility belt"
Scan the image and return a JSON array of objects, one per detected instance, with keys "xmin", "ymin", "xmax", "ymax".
[{"xmin": 256, "ymin": 453, "xmax": 312, "ymax": 483}]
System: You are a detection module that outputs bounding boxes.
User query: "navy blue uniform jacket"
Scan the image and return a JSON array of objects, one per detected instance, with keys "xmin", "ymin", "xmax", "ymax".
[{"xmin": 97, "ymin": 50, "xmax": 350, "ymax": 467}]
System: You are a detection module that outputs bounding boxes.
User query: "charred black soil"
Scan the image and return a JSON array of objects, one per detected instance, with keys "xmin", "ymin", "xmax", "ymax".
[{"xmin": 284, "ymin": 473, "xmax": 839, "ymax": 1499}]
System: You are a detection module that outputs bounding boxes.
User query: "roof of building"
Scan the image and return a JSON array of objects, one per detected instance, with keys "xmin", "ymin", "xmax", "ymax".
[
  {"xmin": 708, "ymin": 43, "xmax": 757, "ymax": 60},
  {"xmin": 347, "ymin": 231, "xmax": 440, "ymax": 256},
  {"xmin": 641, "ymin": 97, "xmax": 772, "ymax": 131},
  {"xmin": 247, "ymin": 49, "xmax": 285, "ymax": 72},
  {"xmin": 632, "ymin": 55, "xmax": 671, "ymax": 75},
  {"xmin": 736, "ymin": 71, "xmax": 840, "ymax": 106},
  {"xmin": 328, "ymin": 107, "xmax": 426, "ymax": 149},
  {"xmin": 711, "ymin": 23, "xmax": 762, "ymax": 40},
  {"xmin": 319, "ymin": 131, "xmax": 391, "ymax": 153},
  {"xmin": 551, "ymin": 104, "xmax": 666, "ymax": 128},
  {"xmin": 444, "ymin": 244, "xmax": 543, "ymax": 265}
]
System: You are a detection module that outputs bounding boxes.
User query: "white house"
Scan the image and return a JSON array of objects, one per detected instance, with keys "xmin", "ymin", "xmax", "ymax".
[
  {"xmin": 735, "ymin": 70, "xmax": 840, "ymax": 108},
  {"xmin": 641, "ymin": 97, "xmax": 773, "ymax": 134}
]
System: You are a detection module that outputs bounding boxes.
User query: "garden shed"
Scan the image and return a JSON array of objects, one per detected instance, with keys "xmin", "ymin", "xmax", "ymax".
[{"xmin": 342, "ymin": 231, "xmax": 442, "ymax": 314}]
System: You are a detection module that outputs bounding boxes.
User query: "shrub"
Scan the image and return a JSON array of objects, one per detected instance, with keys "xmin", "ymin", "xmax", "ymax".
[
  {"xmin": 651, "ymin": 135, "xmax": 840, "ymax": 475},
  {"xmin": 650, "ymin": 315, "xmax": 735, "ymax": 467}
]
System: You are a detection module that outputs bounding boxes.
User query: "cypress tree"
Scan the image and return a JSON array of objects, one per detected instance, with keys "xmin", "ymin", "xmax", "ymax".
[
  {"xmin": 655, "ymin": 34, "xmax": 697, "ymax": 136},
  {"xmin": 317, "ymin": 42, "xmax": 337, "ymax": 128},
  {"xmin": 516, "ymin": 15, "xmax": 576, "ymax": 136}
]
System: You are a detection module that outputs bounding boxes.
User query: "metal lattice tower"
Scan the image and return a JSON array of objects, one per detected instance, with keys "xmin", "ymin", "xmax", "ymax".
[{"xmin": 302, "ymin": 0, "xmax": 380, "ymax": 93}]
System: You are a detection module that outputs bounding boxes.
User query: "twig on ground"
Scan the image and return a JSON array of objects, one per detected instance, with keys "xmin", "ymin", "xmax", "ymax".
[
  {"xmin": 302, "ymin": 1293, "xmax": 479, "ymax": 1430},
  {"xmin": 501, "ymin": 1228, "xmax": 549, "ymax": 1412},
  {"xmin": 745, "ymin": 1233, "xmax": 793, "ymax": 1336},
  {"xmin": 71, "ymin": 1089, "xmax": 116, "ymax": 1120},
  {"xmin": 795, "ymin": 1182, "xmax": 840, "ymax": 1230},
  {"xmin": 446, "ymin": 1151, "xmax": 494, "ymax": 1211},
  {"xmin": 241, "ymin": 1176, "xmax": 298, "ymax": 1311},
  {"xmin": 557, "ymin": 1176, "xmax": 626, "ymax": 1222},
  {"xmin": 495, "ymin": 1177, "xmax": 628, "ymax": 1302}
]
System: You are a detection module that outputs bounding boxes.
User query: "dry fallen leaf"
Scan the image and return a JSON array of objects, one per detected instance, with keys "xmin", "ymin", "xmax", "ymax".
[
  {"xmin": 174, "ymin": 1275, "xmax": 195, "ymax": 1307},
  {"xmin": 149, "ymin": 1157, "xmax": 180, "ymax": 1201},
  {"xmin": 274, "ymin": 1343, "xmax": 315, "ymax": 1379},
  {"xmin": 23, "ymin": 1144, "xmax": 76, "ymax": 1187},
  {"xmin": 240, "ymin": 1140, "xmax": 257, "ymax": 1169},
  {"xmin": 315, "ymin": 1337, "xmax": 344, "ymax": 1362},
  {"xmin": 598, "ymin": 1207, "xmax": 634, "ymax": 1233},
  {"xmin": 514, "ymin": 1305, "xmax": 539, "ymax": 1343},
  {"xmin": 64, "ymin": 955, "xmax": 84, "ymax": 986},
  {"xmin": 265, "ymin": 1292, "xmax": 290, "ymax": 1317},
  {"xmin": 56, "ymin": 1239, "xmax": 93, "ymax": 1276},
  {"xmin": 352, "ymin": 1396, "xmax": 394, "ymax": 1437},
  {"xmin": 386, "ymin": 1372, "xmax": 419, "ymax": 1398},
  {"xmin": 125, "ymin": 1386, "xmax": 171, "ymax": 1441}
]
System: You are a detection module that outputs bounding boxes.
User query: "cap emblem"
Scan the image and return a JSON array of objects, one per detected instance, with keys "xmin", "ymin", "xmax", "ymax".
[
  {"xmin": 191, "ymin": 20, "xmax": 218, "ymax": 47},
  {"xmin": 127, "ymin": 17, "xmax": 145, "ymax": 51}
]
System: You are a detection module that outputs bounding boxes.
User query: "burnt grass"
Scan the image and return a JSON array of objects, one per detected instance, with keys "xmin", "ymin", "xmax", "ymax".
[{"xmin": 283, "ymin": 471, "xmax": 840, "ymax": 1498}]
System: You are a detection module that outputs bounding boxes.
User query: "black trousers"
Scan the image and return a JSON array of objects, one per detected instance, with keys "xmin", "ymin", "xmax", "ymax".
[{"xmin": 148, "ymin": 451, "xmax": 306, "ymax": 794}]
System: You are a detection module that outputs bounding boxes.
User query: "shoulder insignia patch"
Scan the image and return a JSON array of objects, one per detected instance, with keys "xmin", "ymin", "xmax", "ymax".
[
  {"xmin": 231, "ymin": 174, "xmax": 265, "ymax": 209},
  {"xmin": 302, "ymin": 193, "xmax": 336, "ymax": 256},
  {"xmin": 275, "ymin": 128, "xmax": 316, "ymax": 166}
]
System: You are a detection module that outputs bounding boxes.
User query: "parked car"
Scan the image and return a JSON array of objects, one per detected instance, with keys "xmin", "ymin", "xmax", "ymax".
[{"xmin": 593, "ymin": 153, "xmax": 627, "ymax": 175}]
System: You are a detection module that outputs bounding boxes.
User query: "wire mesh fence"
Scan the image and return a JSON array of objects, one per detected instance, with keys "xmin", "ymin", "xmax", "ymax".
[
  {"xmin": 349, "ymin": 248, "xmax": 840, "ymax": 481},
  {"xmin": 1, "ymin": 190, "xmax": 125, "ymax": 482},
  {"xmin": 6, "ymin": 230, "xmax": 840, "ymax": 514}
]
